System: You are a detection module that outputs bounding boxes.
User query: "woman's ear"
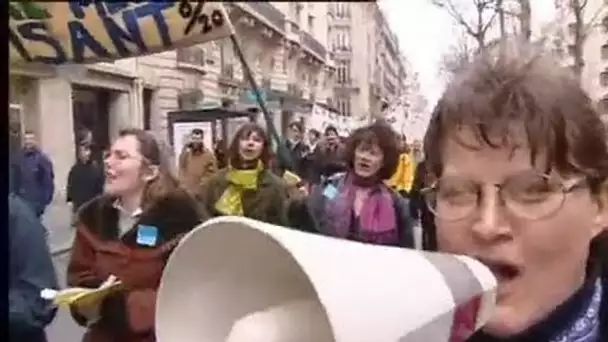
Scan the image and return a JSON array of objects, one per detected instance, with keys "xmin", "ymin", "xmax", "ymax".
[
  {"xmin": 142, "ymin": 164, "xmax": 160, "ymax": 182},
  {"xmin": 592, "ymin": 185, "xmax": 608, "ymax": 239}
]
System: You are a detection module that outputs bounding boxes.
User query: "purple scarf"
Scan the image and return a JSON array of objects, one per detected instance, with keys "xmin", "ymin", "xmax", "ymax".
[{"xmin": 324, "ymin": 174, "xmax": 398, "ymax": 245}]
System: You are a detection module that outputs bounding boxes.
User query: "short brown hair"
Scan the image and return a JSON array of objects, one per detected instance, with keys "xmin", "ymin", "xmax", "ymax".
[
  {"xmin": 344, "ymin": 122, "xmax": 399, "ymax": 180},
  {"xmin": 118, "ymin": 128, "xmax": 180, "ymax": 209},
  {"xmin": 424, "ymin": 40, "xmax": 608, "ymax": 194},
  {"xmin": 228, "ymin": 123, "xmax": 271, "ymax": 168}
]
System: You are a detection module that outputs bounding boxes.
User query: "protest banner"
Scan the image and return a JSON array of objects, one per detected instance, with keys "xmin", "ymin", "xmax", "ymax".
[{"xmin": 9, "ymin": 1, "xmax": 234, "ymax": 65}]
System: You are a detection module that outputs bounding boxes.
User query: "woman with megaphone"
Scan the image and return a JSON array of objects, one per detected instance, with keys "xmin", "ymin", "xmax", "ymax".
[
  {"xmin": 425, "ymin": 40, "xmax": 608, "ymax": 341},
  {"xmin": 289, "ymin": 122, "xmax": 415, "ymax": 248},
  {"xmin": 66, "ymin": 129, "xmax": 204, "ymax": 342},
  {"xmin": 194, "ymin": 123, "xmax": 290, "ymax": 226}
]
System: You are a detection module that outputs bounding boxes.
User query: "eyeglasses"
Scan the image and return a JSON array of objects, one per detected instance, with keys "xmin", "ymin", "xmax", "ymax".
[
  {"xmin": 103, "ymin": 150, "xmax": 140, "ymax": 162},
  {"xmin": 421, "ymin": 171, "xmax": 588, "ymax": 221}
]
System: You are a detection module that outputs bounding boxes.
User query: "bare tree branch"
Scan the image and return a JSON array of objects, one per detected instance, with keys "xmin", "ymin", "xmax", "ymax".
[
  {"xmin": 438, "ymin": 33, "xmax": 477, "ymax": 80},
  {"xmin": 432, "ymin": 0, "xmax": 497, "ymax": 49}
]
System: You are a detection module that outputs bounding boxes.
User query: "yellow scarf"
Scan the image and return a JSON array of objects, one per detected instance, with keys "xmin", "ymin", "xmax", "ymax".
[{"xmin": 214, "ymin": 161, "xmax": 263, "ymax": 216}]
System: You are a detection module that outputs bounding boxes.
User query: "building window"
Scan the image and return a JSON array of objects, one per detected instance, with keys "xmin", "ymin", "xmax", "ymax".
[
  {"xmin": 336, "ymin": 97, "xmax": 350, "ymax": 116},
  {"xmin": 335, "ymin": 3, "xmax": 350, "ymax": 18},
  {"xmin": 282, "ymin": 54, "xmax": 288, "ymax": 72},
  {"xmin": 295, "ymin": 4, "xmax": 302, "ymax": 26},
  {"xmin": 308, "ymin": 15, "xmax": 314, "ymax": 32},
  {"xmin": 333, "ymin": 27, "xmax": 350, "ymax": 51},
  {"xmin": 336, "ymin": 61, "xmax": 350, "ymax": 84},
  {"xmin": 601, "ymin": 69, "xmax": 608, "ymax": 87},
  {"xmin": 602, "ymin": 44, "xmax": 608, "ymax": 61},
  {"xmin": 602, "ymin": 15, "xmax": 608, "ymax": 33}
]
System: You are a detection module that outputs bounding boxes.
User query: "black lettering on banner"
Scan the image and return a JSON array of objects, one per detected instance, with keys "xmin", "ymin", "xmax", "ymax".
[
  {"xmin": 15, "ymin": 21, "xmax": 67, "ymax": 64},
  {"xmin": 178, "ymin": 1, "xmax": 224, "ymax": 36}
]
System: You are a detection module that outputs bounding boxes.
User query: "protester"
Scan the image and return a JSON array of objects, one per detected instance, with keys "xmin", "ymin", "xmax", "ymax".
[
  {"xmin": 268, "ymin": 150, "xmax": 308, "ymax": 200},
  {"xmin": 213, "ymin": 139, "xmax": 227, "ymax": 169},
  {"xmin": 409, "ymin": 159, "xmax": 437, "ymax": 251},
  {"xmin": 195, "ymin": 123, "xmax": 290, "ymax": 226},
  {"xmin": 387, "ymin": 134, "xmax": 415, "ymax": 198},
  {"xmin": 66, "ymin": 141, "xmax": 105, "ymax": 213},
  {"xmin": 9, "ymin": 193, "xmax": 58, "ymax": 342},
  {"xmin": 410, "ymin": 139, "xmax": 424, "ymax": 164},
  {"xmin": 284, "ymin": 121, "xmax": 311, "ymax": 178},
  {"xmin": 307, "ymin": 129, "xmax": 321, "ymax": 152},
  {"xmin": 289, "ymin": 122, "xmax": 414, "ymax": 247},
  {"xmin": 307, "ymin": 125, "xmax": 347, "ymax": 184},
  {"xmin": 423, "ymin": 41, "xmax": 608, "ymax": 340},
  {"xmin": 13, "ymin": 131, "xmax": 55, "ymax": 217},
  {"xmin": 67, "ymin": 128, "xmax": 203, "ymax": 342},
  {"xmin": 178, "ymin": 128, "xmax": 218, "ymax": 193}
]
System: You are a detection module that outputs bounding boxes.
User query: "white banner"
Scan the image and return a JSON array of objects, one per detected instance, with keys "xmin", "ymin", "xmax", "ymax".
[{"xmin": 10, "ymin": 1, "xmax": 235, "ymax": 65}]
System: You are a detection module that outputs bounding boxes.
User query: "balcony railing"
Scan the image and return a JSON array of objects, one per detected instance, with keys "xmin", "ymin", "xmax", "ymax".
[
  {"xmin": 176, "ymin": 47, "xmax": 205, "ymax": 67},
  {"xmin": 246, "ymin": 2, "xmax": 286, "ymax": 32},
  {"xmin": 301, "ymin": 31, "xmax": 326, "ymax": 60}
]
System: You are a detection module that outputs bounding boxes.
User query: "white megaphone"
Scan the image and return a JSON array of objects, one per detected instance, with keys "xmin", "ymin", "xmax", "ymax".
[{"xmin": 156, "ymin": 216, "xmax": 497, "ymax": 342}]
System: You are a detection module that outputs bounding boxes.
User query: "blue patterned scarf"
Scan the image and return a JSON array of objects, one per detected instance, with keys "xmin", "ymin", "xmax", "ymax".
[{"xmin": 550, "ymin": 278, "xmax": 603, "ymax": 342}]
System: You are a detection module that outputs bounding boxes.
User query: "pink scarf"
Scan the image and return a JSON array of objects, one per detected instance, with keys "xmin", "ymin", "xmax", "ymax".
[{"xmin": 325, "ymin": 174, "xmax": 398, "ymax": 244}]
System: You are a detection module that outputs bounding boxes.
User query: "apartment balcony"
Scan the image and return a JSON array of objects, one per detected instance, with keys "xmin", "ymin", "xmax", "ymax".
[
  {"xmin": 334, "ymin": 79, "xmax": 359, "ymax": 92},
  {"xmin": 301, "ymin": 31, "xmax": 326, "ymax": 63},
  {"xmin": 328, "ymin": 12, "xmax": 351, "ymax": 27},
  {"xmin": 332, "ymin": 46, "xmax": 352, "ymax": 59},
  {"xmin": 176, "ymin": 47, "xmax": 207, "ymax": 74},
  {"xmin": 230, "ymin": 2, "xmax": 285, "ymax": 39},
  {"xmin": 218, "ymin": 64, "xmax": 240, "ymax": 88}
]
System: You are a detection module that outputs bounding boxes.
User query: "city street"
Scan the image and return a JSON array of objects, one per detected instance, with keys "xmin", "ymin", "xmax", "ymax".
[
  {"xmin": 46, "ymin": 251, "xmax": 85, "ymax": 342},
  {"xmin": 43, "ymin": 197, "xmax": 83, "ymax": 341},
  {"xmin": 43, "ymin": 197, "xmax": 75, "ymax": 255}
]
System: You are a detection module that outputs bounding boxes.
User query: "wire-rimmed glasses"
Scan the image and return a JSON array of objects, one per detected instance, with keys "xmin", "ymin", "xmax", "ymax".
[{"xmin": 421, "ymin": 171, "xmax": 587, "ymax": 221}]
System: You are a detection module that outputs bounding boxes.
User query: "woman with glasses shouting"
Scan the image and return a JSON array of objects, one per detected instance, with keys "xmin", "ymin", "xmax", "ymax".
[
  {"xmin": 66, "ymin": 129, "xmax": 204, "ymax": 342},
  {"xmin": 422, "ymin": 41, "xmax": 608, "ymax": 341}
]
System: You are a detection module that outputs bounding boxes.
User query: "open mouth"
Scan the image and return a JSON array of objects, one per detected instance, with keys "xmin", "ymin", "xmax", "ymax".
[
  {"xmin": 477, "ymin": 258, "xmax": 521, "ymax": 283},
  {"xmin": 357, "ymin": 161, "xmax": 371, "ymax": 171},
  {"xmin": 105, "ymin": 172, "xmax": 117, "ymax": 181}
]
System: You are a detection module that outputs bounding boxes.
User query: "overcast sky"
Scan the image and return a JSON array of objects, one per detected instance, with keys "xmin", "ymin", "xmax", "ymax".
[{"xmin": 378, "ymin": 0, "xmax": 558, "ymax": 107}]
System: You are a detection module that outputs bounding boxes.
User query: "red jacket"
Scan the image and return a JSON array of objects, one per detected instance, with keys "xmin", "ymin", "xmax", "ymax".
[{"xmin": 67, "ymin": 192, "xmax": 202, "ymax": 342}]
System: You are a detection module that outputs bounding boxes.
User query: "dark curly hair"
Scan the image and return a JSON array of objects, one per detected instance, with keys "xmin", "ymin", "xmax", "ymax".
[{"xmin": 343, "ymin": 122, "xmax": 400, "ymax": 180}]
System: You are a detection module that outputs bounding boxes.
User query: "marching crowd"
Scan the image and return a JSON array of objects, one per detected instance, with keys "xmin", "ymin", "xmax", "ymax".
[{"xmin": 9, "ymin": 41, "xmax": 608, "ymax": 342}]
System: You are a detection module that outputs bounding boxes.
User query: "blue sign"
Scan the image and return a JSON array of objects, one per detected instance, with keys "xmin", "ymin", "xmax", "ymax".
[{"xmin": 246, "ymin": 89, "xmax": 267, "ymax": 103}]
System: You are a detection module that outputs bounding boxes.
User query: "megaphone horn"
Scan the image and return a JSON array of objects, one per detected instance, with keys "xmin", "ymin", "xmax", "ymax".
[{"xmin": 156, "ymin": 216, "xmax": 497, "ymax": 342}]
